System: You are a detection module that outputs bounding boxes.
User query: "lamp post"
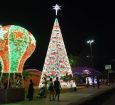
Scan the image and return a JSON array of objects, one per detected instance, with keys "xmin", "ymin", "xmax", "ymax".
[
  {"xmin": 87, "ymin": 40, "xmax": 94, "ymax": 68},
  {"xmin": 87, "ymin": 40, "xmax": 95, "ymax": 88}
]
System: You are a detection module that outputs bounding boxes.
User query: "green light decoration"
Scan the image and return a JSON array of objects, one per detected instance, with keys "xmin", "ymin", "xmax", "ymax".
[
  {"xmin": 39, "ymin": 18, "xmax": 76, "ymax": 88},
  {"xmin": 0, "ymin": 25, "xmax": 36, "ymax": 88}
]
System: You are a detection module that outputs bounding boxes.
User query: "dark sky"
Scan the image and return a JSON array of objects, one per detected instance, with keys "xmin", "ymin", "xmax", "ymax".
[{"xmin": 0, "ymin": 1, "xmax": 115, "ymax": 71}]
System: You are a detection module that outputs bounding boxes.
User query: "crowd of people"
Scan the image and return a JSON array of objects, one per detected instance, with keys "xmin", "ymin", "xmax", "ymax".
[
  {"xmin": 40, "ymin": 77, "xmax": 62, "ymax": 101},
  {"xmin": 27, "ymin": 76, "xmax": 112, "ymax": 101},
  {"xmin": 27, "ymin": 77, "xmax": 62, "ymax": 101}
]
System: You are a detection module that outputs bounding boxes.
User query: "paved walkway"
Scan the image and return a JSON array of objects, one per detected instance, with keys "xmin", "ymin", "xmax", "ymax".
[{"xmin": 2, "ymin": 85, "xmax": 115, "ymax": 105}]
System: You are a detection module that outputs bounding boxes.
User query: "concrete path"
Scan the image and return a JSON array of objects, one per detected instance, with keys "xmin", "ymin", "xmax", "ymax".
[{"xmin": 2, "ymin": 85, "xmax": 115, "ymax": 105}]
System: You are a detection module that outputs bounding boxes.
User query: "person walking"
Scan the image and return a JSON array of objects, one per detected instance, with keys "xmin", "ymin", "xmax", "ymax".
[
  {"xmin": 42, "ymin": 77, "xmax": 48, "ymax": 97},
  {"xmin": 86, "ymin": 76, "xmax": 89, "ymax": 88},
  {"xmin": 97, "ymin": 76, "xmax": 100, "ymax": 88},
  {"xmin": 48, "ymin": 78, "xmax": 54, "ymax": 101},
  {"xmin": 27, "ymin": 79, "xmax": 34, "ymax": 100},
  {"xmin": 54, "ymin": 77, "xmax": 61, "ymax": 101}
]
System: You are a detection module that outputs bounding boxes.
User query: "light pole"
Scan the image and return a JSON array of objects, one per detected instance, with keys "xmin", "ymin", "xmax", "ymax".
[
  {"xmin": 87, "ymin": 39, "xmax": 95, "ymax": 88},
  {"xmin": 86, "ymin": 40, "xmax": 94, "ymax": 68}
]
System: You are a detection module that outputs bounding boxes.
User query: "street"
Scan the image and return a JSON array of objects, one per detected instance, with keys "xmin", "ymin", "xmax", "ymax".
[
  {"xmin": 102, "ymin": 90, "xmax": 115, "ymax": 105},
  {"xmin": 79, "ymin": 86, "xmax": 115, "ymax": 105}
]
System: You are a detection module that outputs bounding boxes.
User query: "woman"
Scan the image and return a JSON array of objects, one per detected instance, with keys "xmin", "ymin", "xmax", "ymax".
[
  {"xmin": 27, "ymin": 79, "xmax": 34, "ymax": 100},
  {"xmin": 48, "ymin": 78, "xmax": 54, "ymax": 101},
  {"xmin": 42, "ymin": 77, "xmax": 48, "ymax": 97}
]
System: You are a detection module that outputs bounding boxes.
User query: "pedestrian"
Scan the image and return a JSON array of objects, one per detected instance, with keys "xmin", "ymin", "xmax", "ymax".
[
  {"xmin": 48, "ymin": 78, "xmax": 55, "ymax": 101},
  {"xmin": 92, "ymin": 76, "xmax": 95, "ymax": 88},
  {"xmin": 86, "ymin": 76, "xmax": 89, "ymax": 88},
  {"xmin": 42, "ymin": 77, "xmax": 48, "ymax": 97},
  {"xmin": 97, "ymin": 76, "xmax": 100, "ymax": 88},
  {"xmin": 54, "ymin": 77, "xmax": 61, "ymax": 101},
  {"xmin": 39, "ymin": 87, "xmax": 45, "ymax": 98},
  {"xmin": 27, "ymin": 79, "xmax": 34, "ymax": 100}
]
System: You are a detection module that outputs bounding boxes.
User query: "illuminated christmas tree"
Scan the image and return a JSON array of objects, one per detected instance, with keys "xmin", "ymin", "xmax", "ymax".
[{"xmin": 39, "ymin": 4, "xmax": 76, "ymax": 88}]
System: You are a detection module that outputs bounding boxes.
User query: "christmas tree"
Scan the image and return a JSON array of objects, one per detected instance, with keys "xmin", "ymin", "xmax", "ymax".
[
  {"xmin": 39, "ymin": 18, "xmax": 76, "ymax": 88},
  {"xmin": 39, "ymin": 4, "xmax": 76, "ymax": 88}
]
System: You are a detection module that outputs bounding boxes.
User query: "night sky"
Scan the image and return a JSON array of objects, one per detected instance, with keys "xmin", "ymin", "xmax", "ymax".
[{"xmin": 0, "ymin": 1, "xmax": 115, "ymax": 72}]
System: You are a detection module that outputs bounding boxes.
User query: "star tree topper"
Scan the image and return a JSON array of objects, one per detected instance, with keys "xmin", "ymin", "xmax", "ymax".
[{"xmin": 53, "ymin": 4, "xmax": 61, "ymax": 16}]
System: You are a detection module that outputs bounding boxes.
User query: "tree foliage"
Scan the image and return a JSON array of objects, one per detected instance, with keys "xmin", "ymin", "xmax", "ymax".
[
  {"xmin": 61, "ymin": 72, "xmax": 73, "ymax": 82},
  {"xmin": 68, "ymin": 54, "xmax": 79, "ymax": 67},
  {"xmin": 22, "ymin": 70, "xmax": 30, "ymax": 80}
]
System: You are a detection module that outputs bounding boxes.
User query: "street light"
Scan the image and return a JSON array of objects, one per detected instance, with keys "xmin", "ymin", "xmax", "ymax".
[
  {"xmin": 86, "ymin": 40, "xmax": 95, "ymax": 88},
  {"xmin": 86, "ymin": 40, "xmax": 94, "ymax": 68}
]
